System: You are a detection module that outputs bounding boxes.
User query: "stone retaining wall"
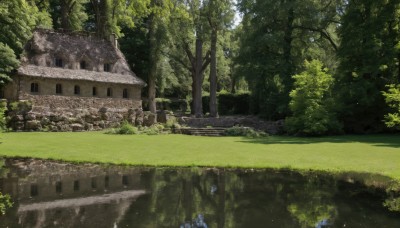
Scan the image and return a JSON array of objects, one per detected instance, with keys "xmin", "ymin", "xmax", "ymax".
[
  {"xmin": 178, "ymin": 116, "xmax": 284, "ymax": 134},
  {"xmin": 5, "ymin": 96, "xmax": 156, "ymax": 132}
]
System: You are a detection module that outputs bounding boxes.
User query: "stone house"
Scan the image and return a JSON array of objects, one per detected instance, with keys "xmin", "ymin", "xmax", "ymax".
[{"xmin": 1, "ymin": 29, "xmax": 149, "ymax": 131}]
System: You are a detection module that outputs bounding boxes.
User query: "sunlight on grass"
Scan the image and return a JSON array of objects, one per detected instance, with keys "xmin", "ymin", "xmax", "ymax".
[{"xmin": 1, "ymin": 132, "xmax": 400, "ymax": 180}]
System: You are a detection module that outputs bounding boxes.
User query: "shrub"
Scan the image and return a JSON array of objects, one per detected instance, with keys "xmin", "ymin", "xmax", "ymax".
[
  {"xmin": 0, "ymin": 192, "xmax": 13, "ymax": 215},
  {"xmin": 224, "ymin": 126, "xmax": 268, "ymax": 138},
  {"xmin": 285, "ymin": 60, "xmax": 342, "ymax": 136},
  {"xmin": 0, "ymin": 101, "xmax": 7, "ymax": 131},
  {"xmin": 382, "ymin": 84, "xmax": 400, "ymax": 129},
  {"xmin": 106, "ymin": 121, "xmax": 138, "ymax": 135},
  {"xmin": 201, "ymin": 92, "xmax": 251, "ymax": 116},
  {"xmin": 140, "ymin": 124, "xmax": 165, "ymax": 135}
]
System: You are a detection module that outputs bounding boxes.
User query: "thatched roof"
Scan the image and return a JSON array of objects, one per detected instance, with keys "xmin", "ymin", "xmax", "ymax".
[
  {"xmin": 18, "ymin": 64, "xmax": 145, "ymax": 85},
  {"xmin": 19, "ymin": 29, "xmax": 145, "ymax": 86}
]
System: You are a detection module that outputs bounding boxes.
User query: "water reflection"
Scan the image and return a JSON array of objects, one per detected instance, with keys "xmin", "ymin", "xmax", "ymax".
[{"xmin": 0, "ymin": 158, "xmax": 399, "ymax": 228}]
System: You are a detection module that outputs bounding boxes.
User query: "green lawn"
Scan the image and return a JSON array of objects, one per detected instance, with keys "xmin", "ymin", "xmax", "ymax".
[{"xmin": 1, "ymin": 132, "xmax": 400, "ymax": 179}]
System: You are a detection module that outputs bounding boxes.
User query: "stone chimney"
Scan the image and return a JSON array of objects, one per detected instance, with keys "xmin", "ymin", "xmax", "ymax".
[{"xmin": 109, "ymin": 33, "xmax": 118, "ymax": 48}]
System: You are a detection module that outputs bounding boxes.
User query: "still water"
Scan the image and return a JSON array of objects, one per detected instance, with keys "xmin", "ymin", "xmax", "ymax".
[{"xmin": 0, "ymin": 158, "xmax": 399, "ymax": 228}]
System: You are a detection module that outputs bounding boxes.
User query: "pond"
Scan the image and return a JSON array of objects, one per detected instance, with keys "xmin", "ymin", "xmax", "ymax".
[{"xmin": 0, "ymin": 158, "xmax": 399, "ymax": 228}]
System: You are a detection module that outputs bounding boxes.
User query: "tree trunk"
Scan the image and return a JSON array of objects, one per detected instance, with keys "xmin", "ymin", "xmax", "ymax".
[
  {"xmin": 209, "ymin": 27, "xmax": 218, "ymax": 117},
  {"xmin": 217, "ymin": 169, "xmax": 226, "ymax": 228},
  {"xmin": 193, "ymin": 37, "xmax": 204, "ymax": 118},
  {"xmin": 148, "ymin": 13, "xmax": 157, "ymax": 114},
  {"xmin": 60, "ymin": 0, "xmax": 70, "ymax": 30}
]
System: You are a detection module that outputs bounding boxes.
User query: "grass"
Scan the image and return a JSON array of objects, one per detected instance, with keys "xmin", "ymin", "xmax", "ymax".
[{"xmin": 0, "ymin": 132, "xmax": 400, "ymax": 180}]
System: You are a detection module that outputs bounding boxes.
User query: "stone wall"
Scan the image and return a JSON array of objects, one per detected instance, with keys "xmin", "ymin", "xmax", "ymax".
[
  {"xmin": 6, "ymin": 96, "xmax": 156, "ymax": 132},
  {"xmin": 18, "ymin": 76, "xmax": 141, "ymax": 100},
  {"xmin": 178, "ymin": 116, "xmax": 284, "ymax": 134}
]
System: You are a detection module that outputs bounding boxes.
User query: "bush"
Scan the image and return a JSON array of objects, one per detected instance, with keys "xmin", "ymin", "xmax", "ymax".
[
  {"xmin": 224, "ymin": 126, "xmax": 268, "ymax": 138},
  {"xmin": 106, "ymin": 122, "xmax": 168, "ymax": 135},
  {"xmin": 382, "ymin": 84, "xmax": 400, "ymax": 129},
  {"xmin": 0, "ymin": 101, "xmax": 7, "ymax": 131},
  {"xmin": 106, "ymin": 121, "xmax": 138, "ymax": 135},
  {"xmin": 0, "ymin": 192, "xmax": 12, "ymax": 215},
  {"xmin": 285, "ymin": 60, "xmax": 342, "ymax": 136},
  {"xmin": 201, "ymin": 92, "xmax": 251, "ymax": 116},
  {"xmin": 139, "ymin": 124, "xmax": 165, "ymax": 135},
  {"xmin": 218, "ymin": 92, "xmax": 250, "ymax": 115}
]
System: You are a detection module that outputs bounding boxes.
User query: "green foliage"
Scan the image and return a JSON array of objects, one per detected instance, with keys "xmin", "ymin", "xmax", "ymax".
[
  {"xmin": 336, "ymin": 0, "xmax": 400, "ymax": 133},
  {"xmin": 0, "ymin": 101, "xmax": 7, "ymax": 131},
  {"xmin": 286, "ymin": 60, "xmax": 342, "ymax": 136},
  {"xmin": 224, "ymin": 126, "xmax": 268, "ymax": 138},
  {"xmin": 384, "ymin": 197, "xmax": 400, "ymax": 212},
  {"xmin": 202, "ymin": 92, "xmax": 250, "ymax": 115},
  {"xmin": 106, "ymin": 121, "xmax": 139, "ymax": 135},
  {"xmin": 9, "ymin": 101, "xmax": 32, "ymax": 113},
  {"xmin": 49, "ymin": 0, "xmax": 88, "ymax": 31},
  {"xmin": 0, "ymin": 192, "xmax": 13, "ymax": 215},
  {"xmin": 218, "ymin": 92, "xmax": 250, "ymax": 115},
  {"xmin": 0, "ymin": 43, "xmax": 19, "ymax": 87},
  {"xmin": 237, "ymin": 0, "xmax": 341, "ymax": 119},
  {"xmin": 106, "ymin": 121, "xmax": 166, "ymax": 135},
  {"xmin": 139, "ymin": 124, "xmax": 165, "ymax": 135},
  {"xmin": 382, "ymin": 84, "xmax": 400, "ymax": 129}
]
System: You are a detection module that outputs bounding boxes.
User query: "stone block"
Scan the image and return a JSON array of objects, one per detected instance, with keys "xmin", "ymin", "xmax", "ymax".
[
  {"xmin": 144, "ymin": 113, "xmax": 157, "ymax": 126},
  {"xmin": 26, "ymin": 120, "xmax": 40, "ymax": 130},
  {"xmin": 71, "ymin": 123, "xmax": 84, "ymax": 132}
]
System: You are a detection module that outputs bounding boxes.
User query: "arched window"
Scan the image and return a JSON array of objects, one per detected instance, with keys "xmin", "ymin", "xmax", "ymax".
[
  {"xmin": 80, "ymin": 61, "xmax": 86, "ymax": 69},
  {"xmin": 92, "ymin": 87, "xmax": 97, "ymax": 96},
  {"xmin": 104, "ymin": 63, "xmax": 111, "ymax": 72},
  {"xmin": 56, "ymin": 84, "xmax": 62, "ymax": 94},
  {"xmin": 31, "ymin": 83, "xmax": 39, "ymax": 93},
  {"xmin": 74, "ymin": 85, "xmax": 80, "ymax": 95},
  {"xmin": 55, "ymin": 58, "xmax": 63, "ymax": 67},
  {"xmin": 122, "ymin": 88, "xmax": 128, "ymax": 98},
  {"xmin": 107, "ymin": 88, "xmax": 113, "ymax": 97}
]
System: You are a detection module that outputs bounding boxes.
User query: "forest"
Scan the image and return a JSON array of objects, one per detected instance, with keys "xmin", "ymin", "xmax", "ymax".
[{"xmin": 1, "ymin": 0, "xmax": 400, "ymax": 135}]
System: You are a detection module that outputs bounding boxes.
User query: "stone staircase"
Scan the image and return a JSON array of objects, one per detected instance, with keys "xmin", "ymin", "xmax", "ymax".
[{"xmin": 179, "ymin": 127, "xmax": 227, "ymax": 137}]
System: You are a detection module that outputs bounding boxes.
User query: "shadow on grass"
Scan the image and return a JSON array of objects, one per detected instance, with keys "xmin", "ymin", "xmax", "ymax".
[{"xmin": 238, "ymin": 134, "xmax": 400, "ymax": 149}]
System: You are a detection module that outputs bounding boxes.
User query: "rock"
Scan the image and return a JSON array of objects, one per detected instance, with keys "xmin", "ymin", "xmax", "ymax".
[
  {"xmin": 71, "ymin": 123, "xmax": 84, "ymax": 132},
  {"xmin": 144, "ymin": 113, "xmax": 157, "ymax": 126},
  {"xmin": 25, "ymin": 112, "xmax": 36, "ymax": 121},
  {"xmin": 84, "ymin": 123, "xmax": 94, "ymax": 131},
  {"xmin": 26, "ymin": 120, "xmax": 40, "ymax": 130}
]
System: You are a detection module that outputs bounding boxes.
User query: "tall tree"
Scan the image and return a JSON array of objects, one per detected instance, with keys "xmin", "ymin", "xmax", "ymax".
[
  {"xmin": 337, "ymin": 0, "xmax": 400, "ymax": 133},
  {"xmin": 88, "ymin": 0, "xmax": 150, "ymax": 38},
  {"xmin": 0, "ymin": 0, "xmax": 51, "ymax": 86},
  {"xmin": 48, "ymin": 0, "xmax": 88, "ymax": 31},
  {"xmin": 205, "ymin": 0, "xmax": 234, "ymax": 117},
  {"xmin": 147, "ymin": 0, "xmax": 172, "ymax": 113},
  {"xmin": 168, "ymin": 0, "xmax": 211, "ymax": 117},
  {"xmin": 237, "ymin": 0, "xmax": 342, "ymax": 119}
]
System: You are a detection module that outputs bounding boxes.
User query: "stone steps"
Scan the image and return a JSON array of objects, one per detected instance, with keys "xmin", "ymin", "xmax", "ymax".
[{"xmin": 179, "ymin": 128, "xmax": 227, "ymax": 137}]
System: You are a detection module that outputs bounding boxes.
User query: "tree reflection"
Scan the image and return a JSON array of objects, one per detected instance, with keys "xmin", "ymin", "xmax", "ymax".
[
  {"xmin": 118, "ymin": 168, "xmax": 244, "ymax": 227},
  {"xmin": 286, "ymin": 175, "xmax": 337, "ymax": 228}
]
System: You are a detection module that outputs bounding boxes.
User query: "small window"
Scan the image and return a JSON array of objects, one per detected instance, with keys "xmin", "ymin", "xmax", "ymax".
[
  {"xmin": 56, "ymin": 181, "xmax": 62, "ymax": 193},
  {"xmin": 123, "ymin": 89, "xmax": 128, "ymax": 98},
  {"xmin": 56, "ymin": 84, "xmax": 62, "ymax": 94},
  {"xmin": 107, "ymin": 88, "xmax": 113, "ymax": 97},
  {"xmin": 31, "ymin": 83, "xmax": 39, "ymax": 93},
  {"xmin": 74, "ymin": 85, "xmax": 80, "ymax": 95},
  {"xmin": 105, "ymin": 176, "xmax": 109, "ymax": 189},
  {"xmin": 74, "ymin": 180, "xmax": 80, "ymax": 192},
  {"xmin": 104, "ymin": 63, "xmax": 111, "ymax": 72},
  {"xmin": 31, "ymin": 184, "xmax": 38, "ymax": 197},
  {"xmin": 55, "ymin": 58, "xmax": 63, "ymax": 67},
  {"xmin": 91, "ymin": 177, "xmax": 97, "ymax": 189},
  {"xmin": 80, "ymin": 61, "xmax": 86, "ymax": 69},
  {"xmin": 92, "ymin": 87, "xmax": 97, "ymax": 96},
  {"xmin": 122, "ymin": 175, "xmax": 129, "ymax": 186}
]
